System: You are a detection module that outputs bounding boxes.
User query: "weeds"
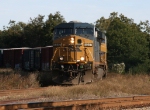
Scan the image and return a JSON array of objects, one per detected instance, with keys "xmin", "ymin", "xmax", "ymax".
[
  {"xmin": 0, "ymin": 69, "xmax": 40, "ymax": 90},
  {"xmin": 0, "ymin": 69, "xmax": 150, "ymax": 101}
]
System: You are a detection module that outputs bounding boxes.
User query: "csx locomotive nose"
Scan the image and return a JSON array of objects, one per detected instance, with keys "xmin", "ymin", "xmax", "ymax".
[{"xmin": 51, "ymin": 21, "xmax": 107, "ymax": 84}]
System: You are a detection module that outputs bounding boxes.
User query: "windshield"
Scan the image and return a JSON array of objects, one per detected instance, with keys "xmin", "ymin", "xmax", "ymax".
[
  {"xmin": 54, "ymin": 28, "xmax": 73, "ymax": 36},
  {"xmin": 75, "ymin": 28, "xmax": 93, "ymax": 35}
]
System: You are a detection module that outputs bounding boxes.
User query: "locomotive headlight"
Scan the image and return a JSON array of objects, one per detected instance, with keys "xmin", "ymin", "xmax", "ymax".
[
  {"xmin": 80, "ymin": 57, "xmax": 85, "ymax": 61},
  {"xmin": 70, "ymin": 37, "xmax": 74, "ymax": 43},
  {"xmin": 59, "ymin": 56, "xmax": 63, "ymax": 61}
]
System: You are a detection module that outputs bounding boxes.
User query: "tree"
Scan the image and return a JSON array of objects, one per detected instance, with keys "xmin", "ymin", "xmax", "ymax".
[
  {"xmin": 23, "ymin": 14, "xmax": 45, "ymax": 47},
  {"xmin": 0, "ymin": 20, "xmax": 25, "ymax": 48},
  {"xmin": 43, "ymin": 11, "xmax": 66, "ymax": 46},
  {"xmin": 0, "ymin": 11, "xmax": 66, "ymax": 48},
  {"xmin": 96, "ymin": 12, "xmax": 150, "ymax": 73},
  {"xmin": 23, "ymin": 11, "xmax": 66, "ymax": 47}
]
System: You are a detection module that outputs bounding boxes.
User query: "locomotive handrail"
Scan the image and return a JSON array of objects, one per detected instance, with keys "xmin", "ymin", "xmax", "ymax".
[
  {"xmin": 78, "ymin": 47, "xmax": 94, "ymax": 61},
  {"xmin": 51, "ymin": 47, "xmax": 94, "ymax": 63},
  {"xmin": 50, "ymin": 47, "xmax": 62, "ymax": 70},
  {"xmin": 84, "ymin": 48, "xmax": 94, "ymax": 61},
  {"xmin": 50, "ymin": 46, "xmax": 95, "ymax": 70},
  {"xmin": 50, "ymin": 47, "xmax": 70, "ymax": 70},
  {"xmin": 51, "ymin": 47, "xmax": 69, "ymax": 62}
]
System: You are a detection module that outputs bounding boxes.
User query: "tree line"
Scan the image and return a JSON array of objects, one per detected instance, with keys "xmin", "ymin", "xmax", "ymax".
[
  {"xmin": 0, "ymin": 12, "xmax": 150, "ymax": 73},
  {"xmin": 0, "ymin": 12, "xmax": 65, "ymax": 48},
  {"xmin": 96, "ymin": 12, "xmax": 150, "ymax": 73}
]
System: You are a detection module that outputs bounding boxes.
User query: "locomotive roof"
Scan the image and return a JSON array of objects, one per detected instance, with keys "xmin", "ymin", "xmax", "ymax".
[{"xmin": 54, "ymin": 22, "xmax": 94, "ymax": 29}]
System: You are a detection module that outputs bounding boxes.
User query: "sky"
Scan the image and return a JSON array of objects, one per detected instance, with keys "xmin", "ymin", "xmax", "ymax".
[{"xmin": 0, "ymin": 0, "xmax": 149, "ymax": 30}]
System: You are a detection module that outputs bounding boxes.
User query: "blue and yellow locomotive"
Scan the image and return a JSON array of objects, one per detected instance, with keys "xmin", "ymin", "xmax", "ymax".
[{"xmin": 51, "ymin": 21, "xmax": 107, "ymax": 84}]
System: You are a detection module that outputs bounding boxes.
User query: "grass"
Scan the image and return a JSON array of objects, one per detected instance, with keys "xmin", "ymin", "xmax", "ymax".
[
  {"xmin": 0, "ymin": 69, "xmax": 150, "ymax": 102},
  {"xmin": 0, "ymin": 68, "xmax": 40, "ymax": 90}
]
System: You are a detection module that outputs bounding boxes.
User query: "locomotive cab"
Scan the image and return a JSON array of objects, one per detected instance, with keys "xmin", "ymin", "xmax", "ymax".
[{"xmin": 51, "ymin": 21, "xmax": 107, "ymax": 84}]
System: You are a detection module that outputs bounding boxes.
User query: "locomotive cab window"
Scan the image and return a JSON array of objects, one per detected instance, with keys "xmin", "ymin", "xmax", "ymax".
[
  {"xmin": 76, "ymin": 28, "xmax": 93, "ymax": 35},
  {"xmin": 54, "ymin": 28, "xmax": 73, "ymax": 39}
]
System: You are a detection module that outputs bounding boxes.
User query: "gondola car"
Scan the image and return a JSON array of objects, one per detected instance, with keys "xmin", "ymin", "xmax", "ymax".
[{"xmin": 51, "ymin": 21, "xmax": 107, "ymax": 84}]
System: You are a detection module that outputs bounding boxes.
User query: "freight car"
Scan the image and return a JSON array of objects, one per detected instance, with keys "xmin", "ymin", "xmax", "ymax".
[
  {"xmin": 0, "ymin": 46, "xmax": 53, "ymax": 71},
  {"xmin": 51, "ymin": 21, "xmax": 107, "ymax": 84}
]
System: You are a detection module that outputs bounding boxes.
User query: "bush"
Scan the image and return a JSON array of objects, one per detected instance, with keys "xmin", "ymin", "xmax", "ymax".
[
  {"xmin": 129, "ymin": 63, "xmax": 150, "ymax": 74},
  {"xmin": 0, "ymin": 69, "xmax": 40, "ymax": 90}
]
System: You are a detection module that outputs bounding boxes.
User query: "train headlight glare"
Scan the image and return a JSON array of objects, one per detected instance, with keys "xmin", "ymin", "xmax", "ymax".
[
  {"xmin": 80, "ymin": 57, "xmax": 84, "ymax": 61},
  {"xmin": 60, "ymin": 56, "xmax": 63, "ymax": 61},
  {"xmin": 70, "ymin": 37, "xmax": 74, "ymax": 43}
]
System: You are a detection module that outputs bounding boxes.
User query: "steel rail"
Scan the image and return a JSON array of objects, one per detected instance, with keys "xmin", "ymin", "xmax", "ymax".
[{"xmin": 0, "ymin": 96, "xmax": 150, "ymax": 110}]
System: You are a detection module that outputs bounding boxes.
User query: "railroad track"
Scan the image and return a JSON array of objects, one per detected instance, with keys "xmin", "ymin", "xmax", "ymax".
[{"xmin": 0, "ymin": 96, "xmax": 150, "ymax": 110}]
